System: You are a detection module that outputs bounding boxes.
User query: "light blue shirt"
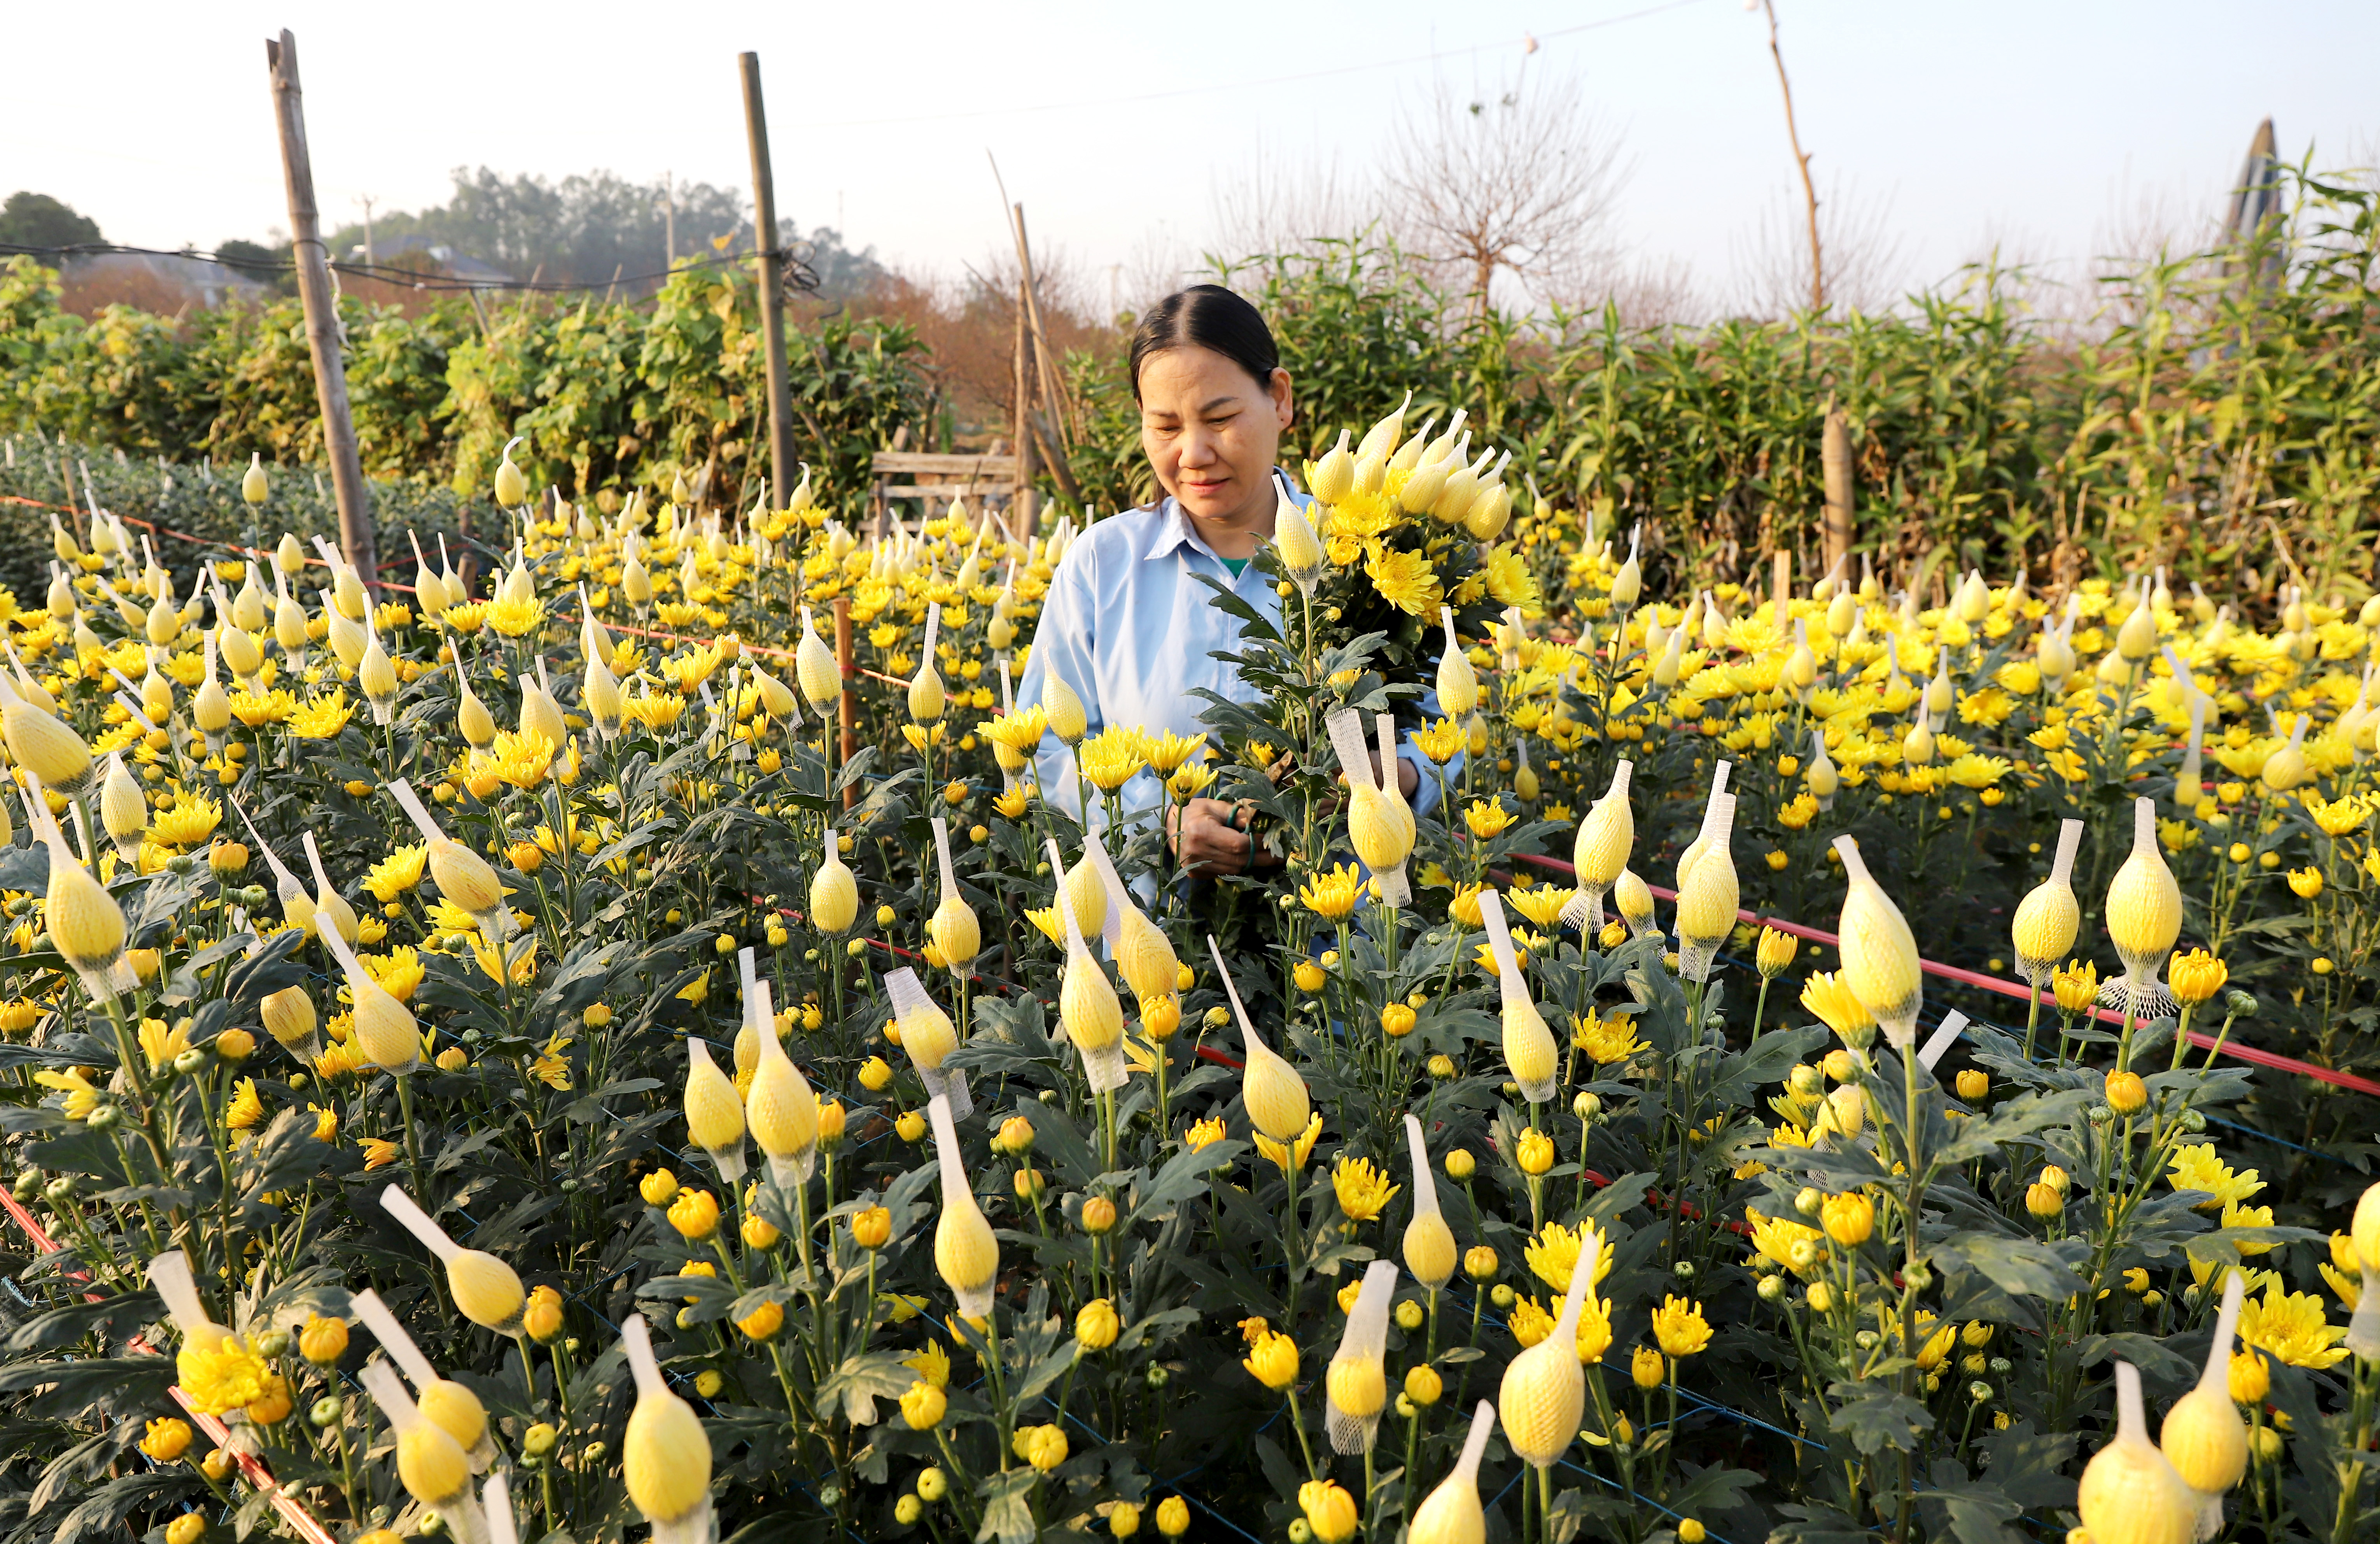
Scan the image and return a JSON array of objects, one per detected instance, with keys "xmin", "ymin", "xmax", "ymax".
[{"xmin": 1016, "ymin": 473, "xmax": 1452, "ymax": 836}]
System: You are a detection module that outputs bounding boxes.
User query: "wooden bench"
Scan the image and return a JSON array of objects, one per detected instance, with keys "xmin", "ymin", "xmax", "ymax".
[{"xmin": 870, "ymin": 450, "xmax": 1020, "ymax": 539}]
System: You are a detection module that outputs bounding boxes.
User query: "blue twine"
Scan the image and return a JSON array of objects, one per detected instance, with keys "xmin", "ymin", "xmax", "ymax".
[{"xmin": 1559, "ymin": 1454, "xmax": 1742, "ymax": 1544}]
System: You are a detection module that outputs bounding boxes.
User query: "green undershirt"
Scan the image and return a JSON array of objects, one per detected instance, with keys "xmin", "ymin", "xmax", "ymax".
[{"xmin": 1221, "ymin": 557, "xmax": 1249, "ymax": 578}]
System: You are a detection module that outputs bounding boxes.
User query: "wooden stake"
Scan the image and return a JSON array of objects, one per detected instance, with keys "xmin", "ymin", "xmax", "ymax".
[
  {"xmin": 1005, "ymin": 203, "xmax": 1082, "ymax": 509},
  {"xmin": 265, "ymin": 30, "xmax": 376, "ymax": 592},
  {"xmin": 1821, "ymin": 398, "xmax": 1854, "ymax": 578},
  {"xmin": 831, "ymin": 597, "xmax": 857, "ymax": 810},
  {"xmin": 739, "ymin": 53, "xmax": 798, "ymax": 512},
  {"xmin": 1012, "ymin": 277, "xmax": 1039, "ymax": 531},
  {"xmin": 1771, "ymin": 548, "xmax": 1792, "ymax": 620}
]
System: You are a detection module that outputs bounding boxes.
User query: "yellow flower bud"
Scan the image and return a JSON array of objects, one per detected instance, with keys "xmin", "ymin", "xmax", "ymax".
[
  {"xmin": 668, "ymin": 1189, "xmax": 721, "ymax": 1241},
  {"xmin": 1076, "ymin": 1297, "xmax": 1120, "ymax": 1351},
  {"xmin": 1821, "ymin": 1192, "xmax": 1874, "ymax": 1246},
  {"xmin": 523, "ymin": 1285, "xmax": 565, "ymax": 1342}
]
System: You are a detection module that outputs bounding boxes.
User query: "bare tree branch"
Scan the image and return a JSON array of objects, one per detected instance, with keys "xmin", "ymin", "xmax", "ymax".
[
  {"xmin": 1733, "ymin": 174, "xmax": 1908, "ymax": 318},
  {"xmin": 1382, "ymin": 65, "xmax": 1629, "ymax": 313}
]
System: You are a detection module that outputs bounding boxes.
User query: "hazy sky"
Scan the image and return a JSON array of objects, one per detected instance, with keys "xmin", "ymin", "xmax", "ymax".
[{"xmin": 9, "ymin": 0, "xmax": 2376, "ymax": 307}]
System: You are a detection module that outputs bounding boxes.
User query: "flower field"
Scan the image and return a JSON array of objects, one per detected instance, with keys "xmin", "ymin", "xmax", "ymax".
[{"xmin": 0, "ymin": 387, "xmax": 2377, "ymax": 1544}]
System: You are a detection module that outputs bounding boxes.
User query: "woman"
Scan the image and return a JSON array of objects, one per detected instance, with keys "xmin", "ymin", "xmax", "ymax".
[{"xmin": 1016, "ymin": 284, "xmax": 1443, "ymax": 877}]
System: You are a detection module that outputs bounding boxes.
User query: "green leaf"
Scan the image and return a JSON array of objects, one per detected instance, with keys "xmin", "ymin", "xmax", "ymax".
[
  {"xmin": 0, "ymin": 843, "xmax": 49, "ymax": 890},
  {"xmin": 1129, "ymin": 1139, "xmax": 1246, "ymax": 1225},
  {"xmin": 975, "ymin": 1466, "xmax": 1041, "ymax": 1544},
  {"xmin": 1917, "ymin": 1477, "xmax": 2024, "ymax": 1544},
  {"xmin": 1706, "ymin": 1026, "xmax": 1828, "ymax": 1109},
  {"xmin": 1825, "ymin": 1381, "xmax": 1936, "ymax": 1455},
  {"xmin": 1973, "ymin": 1420, "xmax": 2076, "ymax": 1509},
  {"xmin": 1930, "ymin": 1087, "xmax": 2095, "ymax": 1167},
  {"xmin": 1012, "ymin": 1338, "xmax": 1080, "ymax": 1408},
  {"xmin": 815, "ymin": 1348, "xmax": 920, "ymax": 1425},
  {"xmin": 2071, "ymin": 1332, "xmax": 2194, "ymax": 1384},
  {"xmin": 1929, "ymin": 1231, "xmax": 2086, "ymax": 1302}
]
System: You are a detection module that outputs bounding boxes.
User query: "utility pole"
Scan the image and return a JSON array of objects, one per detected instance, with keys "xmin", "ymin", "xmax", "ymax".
[
  {"xmin": 265, "ymin": 30, "xmax": 376, "ymax": 591},
  {"xmin": 738, "ymin": 54, "xmax": 797, "ymax": 511}
]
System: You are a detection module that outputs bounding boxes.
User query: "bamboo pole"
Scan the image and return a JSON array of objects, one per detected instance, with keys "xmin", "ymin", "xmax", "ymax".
[
  {"xmin": 264, "ymin": 30, "xmax": 376, "ymax": 592},
  {"xmin": 1012, "ymin": 277, "xmax": 1039, "ymax": 532},
  {"xmin": 832, "ymin": 597, "xmax": 857, "ymax": 811},
  {"xmin": 1821, "ymin": 398, "xmax": 1854, "ymax": 577},
  {"xmin": 739, "ymin": 53, "xmax": 798, "ymax": 512},
  {"xmin": 1006, "ymin": 203, "xmax": 1083, "ymax": 509}
]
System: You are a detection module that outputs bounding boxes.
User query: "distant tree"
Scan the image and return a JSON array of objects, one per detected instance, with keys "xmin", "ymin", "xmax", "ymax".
[
  {"xmin": 312, "ymin": 167, "xmax": 889, "ymax": 301},
  {"xmin": 790, "ymin": 225, "xmax": 891, "ymax": 305},
  {"xmin": 1384, "ymin": 65, "xmax": 1629, "ymax": 315},
  {"xmin": 0, "ymin": 192, "xmax": 103, "ymax": 252},
  {"xmin": 215, "ymin": 238, "xmax": 297, "ymax": 296}
]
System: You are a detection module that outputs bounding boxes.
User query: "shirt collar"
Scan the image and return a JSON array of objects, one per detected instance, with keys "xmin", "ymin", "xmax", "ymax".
[{"xmin": 1141, "ymin": 470, "xmax": 1301, "ymax": 564}]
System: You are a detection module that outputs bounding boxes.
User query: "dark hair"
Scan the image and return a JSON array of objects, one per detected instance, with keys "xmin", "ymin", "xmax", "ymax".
[{"xmin": 1128, "ymin": 284, "xmax": 1280, "ymax": 403}]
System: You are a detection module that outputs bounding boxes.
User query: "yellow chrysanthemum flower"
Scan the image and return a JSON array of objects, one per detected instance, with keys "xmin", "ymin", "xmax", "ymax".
[
  {"xmin": 1465, "ymin": 800, "xmax": 1514, "ymax": 839},
  {"xmin": 177, "ymin": 1334, "xmax": 272, "ymax": 1416},
  {"xmin": 1522, "ymin": 1221, "xmax": 1614, "ymax": 1294},
  {"xmin": 363, "ymin": 843, "xmax": 429, "ymax": 903},
  {"xmin": 226, "ymin": 1077, "xmax": 265, "ymax": 1131},
  {"xmin": 1331, "ymin": 1156, "xmax": 1400, "ymax": 1223},
  {"xmin": 1507, "ymin": 885, "xmax": 1575, "ymax": 929},
  {"xmin": 1077, "ymin": 726, "xmax": 1146, "ymax": 792},
  {"xmin": 1570, "ymin": 1009, "xmax": 1644, "ymax": 1065},
  {"xmin": 34, "ymin": 1067, "xmax": 102, "ymax": 1120},
  {"xmin": 1745, "ymin": 1207, "xmax": 1823, "ymax": 1277},
  {"xmin": 1412, "ymin": 718, "xmax": 1465, "ymax": 765},
  {"xmin": 1365, "ymin": 548, "xmax": 1444, "ymax": 617},
  {"xmin": 2238, "ymin": 1283, "xmax": 2348, "ymax": 1369},
  {"xmin": 1253, "ymin": 1112, "xmax": 1323, "ymax": 1174},
  {"xmin": 1299, "ymin": 863, "xmax": 1364, "ymax": 921},
  {"xmin": 1649, "ymin": 1295, "xmax": 1712, "ymax": 1358},
  {"xmin": 903, "ymin": 1340, "xmax": 952, "ymax": 1390},
  {"xmin": 484, "ymin": 596, "xmax": 543, "ymax": 637},
  {"xmin": 2166, "ymin": 1144, "xmax": 2264, "ymax": 1211},
  {"xmin": 1799, "ymin": 971, "xmax": 1874, "ymax": 1042},
  {"xmin": 1141, "ymin": 730, "xmax": 1204, "ymax": 775},
  {"xmin": 230, "ymin": 689, "xmax": 297, "ymax": 727},
  {"xmin": 289, "ymin": 689, "xmax": 356, "ymax": 739},
  {"xmin": 148, "ymin": 794, "xmax": 223, "ymax": 848}
]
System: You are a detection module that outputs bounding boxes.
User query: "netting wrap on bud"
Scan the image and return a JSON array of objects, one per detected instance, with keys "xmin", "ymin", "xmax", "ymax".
[
  {"xmin": 1325, "ymin": 1260, "xmax": 1399, "ymax": 1455},
  {"xmin": 886, "ymin": 966, "xmax": 970, "ymax": 1119},
  {"xmin": 1478, "ymin": 890, "xmax": 1557, "ymax": 1102},
  {"xmin": 1045, "ymin": 838, "xmax": 1126, "ymax": 1095}
]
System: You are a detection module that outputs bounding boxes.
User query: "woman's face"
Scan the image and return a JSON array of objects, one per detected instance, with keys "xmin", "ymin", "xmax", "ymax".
[{"xmin": 1138, "ymin": 346, "xmax": 1293, "ymax": 533}]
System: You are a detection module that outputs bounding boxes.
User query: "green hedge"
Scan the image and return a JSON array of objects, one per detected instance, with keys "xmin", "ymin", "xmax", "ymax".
[
  {"xmin": 1061, "ymin": 174, "xmax": 2380, "ymax": 608},
  {"xmin": 0, "ymin": 255, "xmax": 933, "ymax": 528}
]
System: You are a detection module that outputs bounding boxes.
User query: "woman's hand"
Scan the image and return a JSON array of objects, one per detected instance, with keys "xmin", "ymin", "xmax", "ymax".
[
  {"xmin": 1168, "ymin": 798, "xmax": 1262, "ymax": 877},
  {"xmin": 1342, "ymin": 751, "xmax": 1421, "ymax": 798}
]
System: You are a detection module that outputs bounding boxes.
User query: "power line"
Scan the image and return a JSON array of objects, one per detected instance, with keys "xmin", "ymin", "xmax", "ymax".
[{"xmin": 805, "ymin": 0, "xmax": 1713, "ymax": 129}]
